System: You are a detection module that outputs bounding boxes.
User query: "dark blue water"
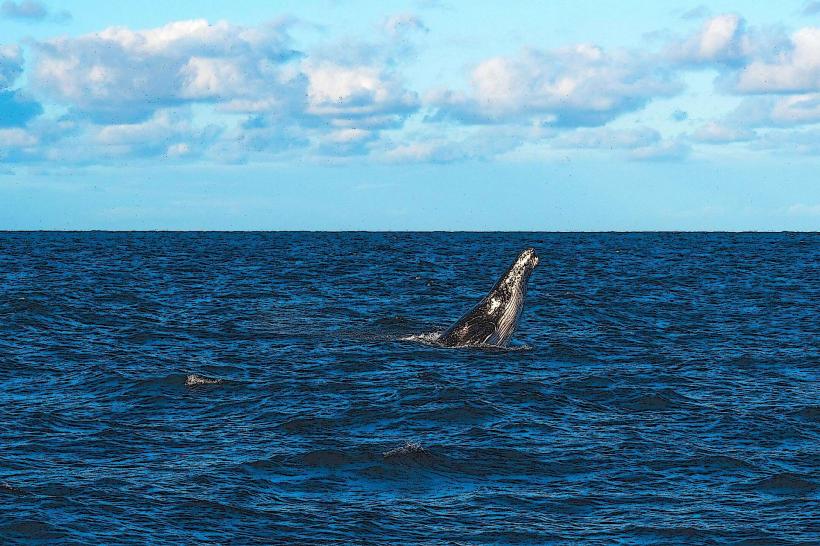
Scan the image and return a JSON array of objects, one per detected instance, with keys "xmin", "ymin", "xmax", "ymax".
[{"xmin": 1, "ymin": 232, "xmax": 818, "ymax": 544}]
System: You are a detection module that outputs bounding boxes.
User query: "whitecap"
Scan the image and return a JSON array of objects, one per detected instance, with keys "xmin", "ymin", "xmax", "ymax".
[
  {"xmin": 399, "ymin": 331, "xmax": 442, "ymax": 344},
  {"xmin": 185, "ymin": 374, "xmax": 222, "ymax": 386},
  {"xmin": 383, "ymin": 442, "xmax": 427, "ymax": 458}
]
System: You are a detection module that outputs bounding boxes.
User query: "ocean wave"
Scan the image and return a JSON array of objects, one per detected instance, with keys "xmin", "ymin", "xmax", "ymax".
[{"xmin": 753, "ymin": 472, "xmax": 818, "ymax": 495}]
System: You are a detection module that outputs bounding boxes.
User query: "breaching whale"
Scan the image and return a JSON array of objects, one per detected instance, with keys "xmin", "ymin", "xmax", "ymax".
[{"xmin": 438, "ymin": 248, "xmax": 539, "ymax": 347}]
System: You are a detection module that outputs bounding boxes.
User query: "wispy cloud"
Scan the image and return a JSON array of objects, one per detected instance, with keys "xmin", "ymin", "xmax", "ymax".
[
  {"xmin": 1, "ymin": 0, "xmax": 70, "ymax": 23},
  {"xmin": 801, "ymin": 2, "xmax": 820, "ymax": 16},
  {"xmin": 680, "ymin": 5, "xmax": 711, "ymax": 20},
  {"xmin": 692, "ymin": 122, "xmax": 756, "ymax": 143},
  {"xmin": 785, "ymin": 203, "xmax": 820, "ymax": 215}
]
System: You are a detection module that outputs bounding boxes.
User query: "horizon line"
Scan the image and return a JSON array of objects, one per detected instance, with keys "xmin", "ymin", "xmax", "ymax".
[{"xmin": 1, "ymin": 230, "xmax": 817, "ymax": 234}]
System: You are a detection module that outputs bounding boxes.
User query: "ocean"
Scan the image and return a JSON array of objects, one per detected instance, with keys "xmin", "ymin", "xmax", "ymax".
[{"xmin": 1, "ymin": 232, "xmax": 818, "ymax": 544}]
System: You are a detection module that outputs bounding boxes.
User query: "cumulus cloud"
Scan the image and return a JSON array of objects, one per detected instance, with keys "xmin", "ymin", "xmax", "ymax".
[
  {"xmin": 691, "ymin": 122, "xmax": 756, "ymax": 143},
  {"xmin": 666, "ymin": 14, "xmax": 820, "ymax": 97},
  {"xmin": 0, "ymin": 126, "xmax": 38, "ymax": 162},
  {"xmin": 428, "ymin": 44, "xmax": 681, "ymax": 128},
  {"xmin": 723, "ymin": 93, "xmax": 820, "ymax": 128},
  {"xmin": 0, "ymin": 44, "xmax": 23, "ymax": 88},
  {"xmin": 690, "ymin": 92, "xmax": 820, "ymax": 153},
  {"xmin": 666, "ymin": 13, "xmax": 748, "ymax": 65},
  {"xmin": 303, "ymin": 62, "xmax": 419, "ymax": 127},
  {"xmin": 659, "ymin": 14, "xmax": 820, "ymax": 149},
  {"xmin": 91, "ymin": 109, "xmax": 221, "ymax": 159},
  {"xmin": 1, "ymin": 1, "xmax": 70, "ymax": 23},
  {"xmin": 30, "ymin": 19, "xmax": 302, "ymax": 123},
  {"xmin": 732, "ymin": 27, "xmax": 820, "ymax": 93},
  {"xmin": 9, "ymin": 11, "xmax": 820, "ymax": 166},
  {"xmin": 12, "ymin": 18, "xmax": 423, "ymax": 163},
  {"xmin": 0, "ymin": 127, "xmax": 36, "ymax": 147},
  {"xmin": 316, "ymin": 127, "xmax": 377, "ymax": 156},
  {"xmin": 28, "ymin": 19, "xmax": 418, "ymax": 148},
  {"xmin": 0, "ymin": 45, "xmax": 42, "ymax": 127}
]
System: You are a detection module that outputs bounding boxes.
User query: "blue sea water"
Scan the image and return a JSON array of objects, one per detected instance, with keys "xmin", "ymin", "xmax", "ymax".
[{"xmin": 0, "ymin": 232, "xmax": 818, "ymax": 545}]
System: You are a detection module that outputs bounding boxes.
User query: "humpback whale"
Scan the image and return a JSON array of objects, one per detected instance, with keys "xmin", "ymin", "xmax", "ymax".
[{"xmin": 438, "ymin": 248, "xmax": 539, "ymax": 347}]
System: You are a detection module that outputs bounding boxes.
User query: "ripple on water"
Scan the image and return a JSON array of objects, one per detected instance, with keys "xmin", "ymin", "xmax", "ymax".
[{"xmin": 1, "ymin": 232, "xmax": 817, "ymax": 543}]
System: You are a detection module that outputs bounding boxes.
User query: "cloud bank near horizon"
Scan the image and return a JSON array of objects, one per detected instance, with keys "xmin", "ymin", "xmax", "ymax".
[{"xmin": 3, "ymin": 7, "xmax": 820, "ymax": 168}]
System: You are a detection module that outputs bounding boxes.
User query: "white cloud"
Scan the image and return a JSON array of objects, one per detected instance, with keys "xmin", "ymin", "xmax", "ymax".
[
  {"xmin": 786, "ymin": 203, "xmax": 820, "ymax": 215},
  {"xmin": 23, "ymin": 18, "xmax": 421, "ymax": 162},
  {"xmin": 1, "ymin": 1, "xmax": 70, "ymax": 22},
  {"xmin": 734, "ymin": 27, "xmax": 820, "ymax": 93},
  {"xmin": 2, "ymin": 0, "xmax": 45, "ymax": 19},
  {"xmin": 723, "ymin": 93, "xmax": 820, "ymax": 128},
  {"xmin": 92, "ymin": 109, "xmax": 218, "ymax": 155},
  {"xmin": 0, "ymin": 44, "xmax": 23, "ymax": 88},
  {"xmin": 304, "ymin": 62, "xmax": 418, "ymax": 126},
  {"xmin": 8, "ymin": 11, "xmax": 820, "ymax": 166},
  {"xmin": 316, "ymin": 127, "xmax": 377, "ymax": 156},
  {"xmin": 667, "ymin": 14, "xmax": 747, "ymax": 64},
  {"xmin": 752, "ymin": 127, "xmax": 820, "ymax": 155},
  {"xmin": 667, "ymin": 17, "xmax": 820, "ymax": 96},
  {"xmin": 429, "ymin": 44, "xmax": 681, "ymax": 127},
  {"xmin": 1, "ymin": 45, "xmax": 43, "ymax": 128},
  {"xmin": 768, "ymin": 93, "xmax": 820, "ymax": 124},
  {"xmin": 0, "ymin": 127, "xmax": 38, "ymax": 162},
  {"xmin": 692, "ymin": 122, "xmax": 756, "ymax": 142},
  {"xmin": 553, "ymin": 127, "xmax": 661, "ymax": 149},
  {"xmin": 384, "ymin": 129, "xmax": 523, "ymax": 163},
  {"xmin": 0, "ymin": 127, "xmax": 36, "ymax": 147},
  {"xmin": 31, "ymin": 19, "xmax": 301, "ymax": 122},
  {"xmin": 629, "ymin": 139, "xmax": 691, "ymax": 161},
  {"xmin": 696, "ymin": 14, "xmax": 746, "ymax": 62},
  {"xmin": 551, "ymin": 126, "xmax": 689, "ymax": 160}
]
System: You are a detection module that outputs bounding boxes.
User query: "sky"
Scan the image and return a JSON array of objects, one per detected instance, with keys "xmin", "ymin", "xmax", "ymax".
[{"xmin": 1, "ymin": 0, "xmax": 820, "ymax": 230}]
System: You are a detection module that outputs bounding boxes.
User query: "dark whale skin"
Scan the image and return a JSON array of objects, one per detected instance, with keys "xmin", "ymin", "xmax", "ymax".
[{"xmin": 438, "ymin": 248, "xmax": 539, "ymax": 347}]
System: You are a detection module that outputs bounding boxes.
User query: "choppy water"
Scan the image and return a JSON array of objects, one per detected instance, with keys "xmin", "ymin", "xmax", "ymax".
[{"xmin": 1, "ymin": 232, "xmax": 818, "ymax": 544}]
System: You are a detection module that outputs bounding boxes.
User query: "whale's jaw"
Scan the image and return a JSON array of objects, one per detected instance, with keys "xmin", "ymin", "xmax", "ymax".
[{"xmin": 438, "ymin": 248, "xmax": 538, "ymax": 348}]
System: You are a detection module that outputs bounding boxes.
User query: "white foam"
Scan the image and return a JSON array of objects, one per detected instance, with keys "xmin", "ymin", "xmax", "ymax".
[
  {"xmin": 400, "ymin": 331, "xmax": 531, "ymax": 351},
  {"xmin": 399, "ymin": 331, "xmax": 442, "ymax": 344},
  {"xmin": 185, "ymin": 374, "xmax": 222, "ymax": 386},
  {"xmin": 383, "ymin": 442, "xmax": 426, "ymax": 458}
]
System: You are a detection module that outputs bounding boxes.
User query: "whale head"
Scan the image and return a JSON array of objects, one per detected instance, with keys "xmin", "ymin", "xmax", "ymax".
[
  {"xmin": 497, "ymin": 247, "xmax": 539, "ymax": 291},
  {"xmin": 482, "ymin": 248, "xmax": 538, "ymax": 345}
]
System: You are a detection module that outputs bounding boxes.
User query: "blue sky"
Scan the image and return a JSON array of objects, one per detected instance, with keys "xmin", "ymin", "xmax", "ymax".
[{"xmin": 1, "ymin": 0, "xmax": 819, "ymax": 230}]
